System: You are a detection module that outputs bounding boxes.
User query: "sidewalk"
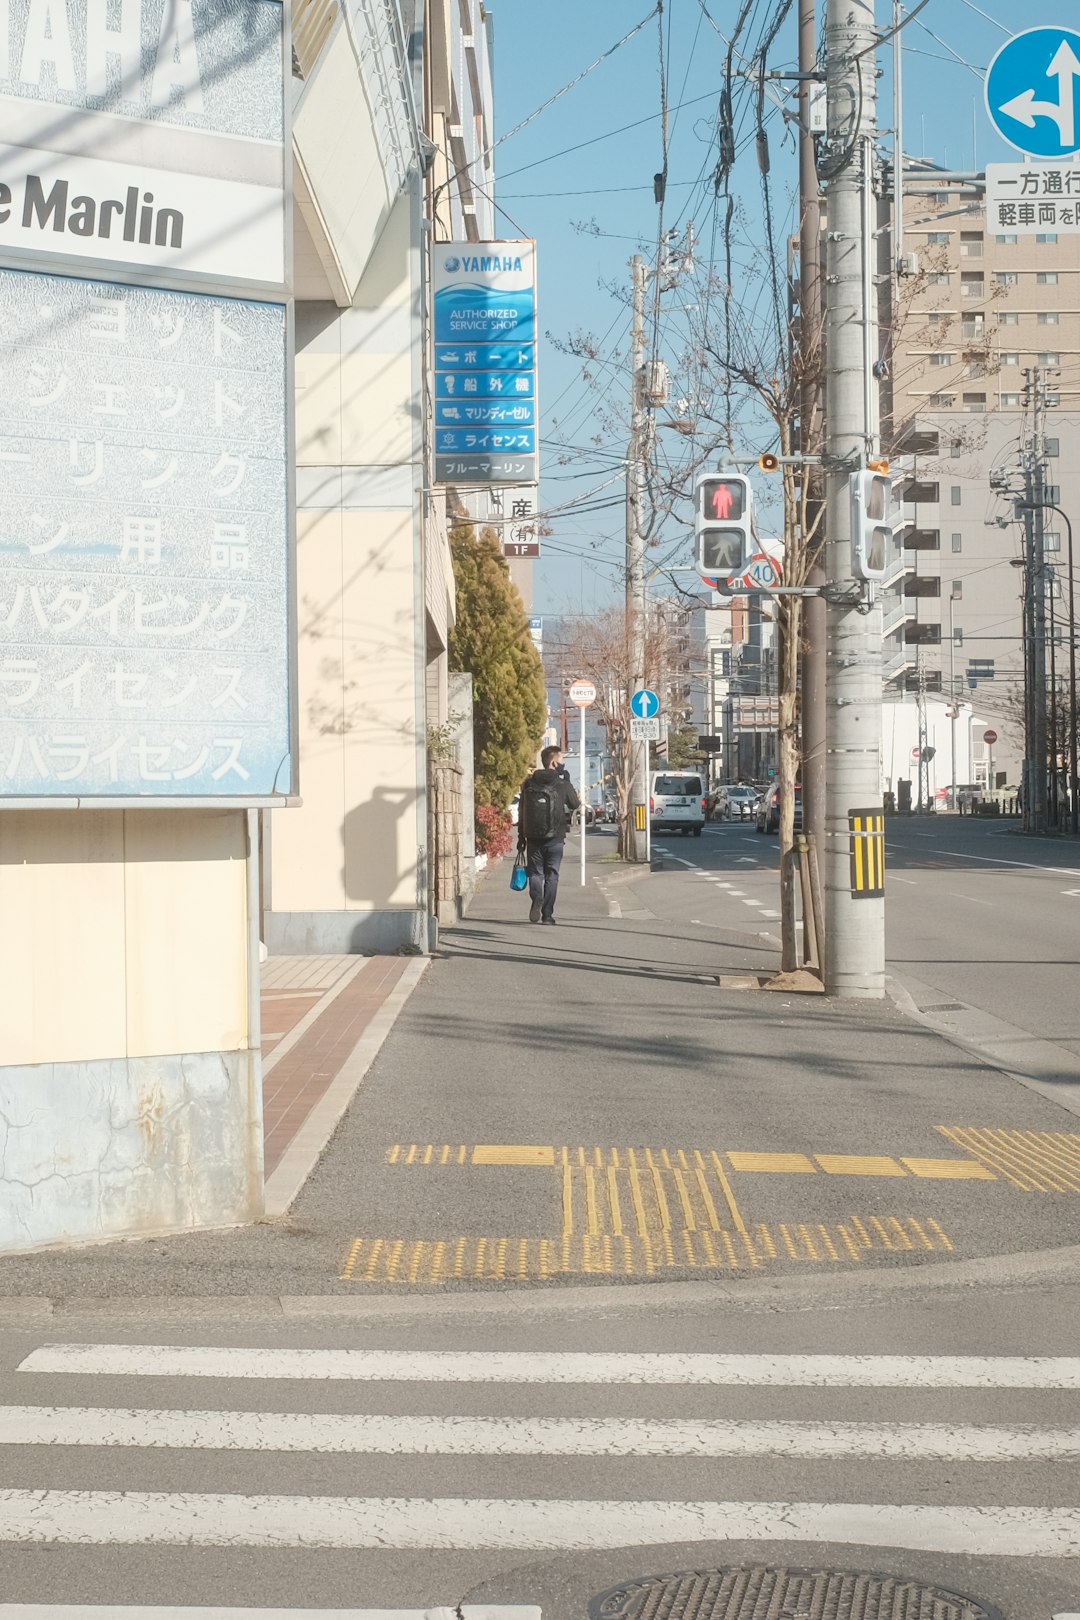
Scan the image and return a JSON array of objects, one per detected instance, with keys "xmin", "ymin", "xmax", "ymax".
[
  {"xmin": 1, "ymin": 838, "xmax": 1079, "ymax": 1298},
  {"xmin": 258, "ymin": 952, "xmax": 428, "ymax": 1217}
]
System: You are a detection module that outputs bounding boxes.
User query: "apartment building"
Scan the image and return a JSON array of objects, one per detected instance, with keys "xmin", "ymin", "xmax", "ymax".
[{"xmin": 882, "ymin": 172, "xmax": 1080, "ymax": 793}]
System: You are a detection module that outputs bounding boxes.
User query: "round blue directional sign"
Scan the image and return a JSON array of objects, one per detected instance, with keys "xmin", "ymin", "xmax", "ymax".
[
  {"xmin": 630, "ymin": 688, "xmax": 659, "ymax": 720},
  {"xmin": 986, "ymin": 27, "xmax": 1080, "ymax": 159}
]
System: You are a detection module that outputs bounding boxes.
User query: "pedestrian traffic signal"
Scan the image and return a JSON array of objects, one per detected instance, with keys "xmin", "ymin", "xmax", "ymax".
[
  {"xmin": 849, "ymin": 469, "xmax": 892, "ymax": 582},
  {"xmin": 695, "ymin": 471, "xmax": 752, "ymax": 582}
]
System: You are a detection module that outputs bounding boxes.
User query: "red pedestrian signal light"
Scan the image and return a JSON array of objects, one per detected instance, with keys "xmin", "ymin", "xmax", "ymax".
[
  {"xmin": 694, "ymin": 471, "xmax": 752, "ymax": 585},
  {"xmin": 700, "ymin": 477, "xmax": 746, "ymax": 522}
]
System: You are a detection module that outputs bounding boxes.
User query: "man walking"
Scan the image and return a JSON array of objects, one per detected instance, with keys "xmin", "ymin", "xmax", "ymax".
[{"xmin": 518, "ymin": 745, "xmax": 580, "ymax": 924}]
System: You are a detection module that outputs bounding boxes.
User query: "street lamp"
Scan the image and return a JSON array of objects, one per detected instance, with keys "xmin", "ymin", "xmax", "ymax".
[{"xmin": 1019, "ymin": 501, "xmax": 1077, "ymax": 835}]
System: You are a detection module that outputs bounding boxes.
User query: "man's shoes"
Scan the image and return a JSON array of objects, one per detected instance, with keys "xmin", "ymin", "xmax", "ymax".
[
  {"xmin": 529, "ymin": 900, "xmax": 542, "ymax": 923},
  {"xmin": 542, "ymin": 915, "xmax": 556, "ymax": 925}
]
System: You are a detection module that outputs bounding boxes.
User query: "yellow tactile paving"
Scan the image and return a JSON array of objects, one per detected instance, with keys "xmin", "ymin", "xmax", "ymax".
[
  {"xmin": 339, "ymin": 1214, "xmax": 953, "ymax": 1283},
  {"xmin": 727, "ymin": 1151, "xmax": 817, "ymax": 1174},
  {"xmin": 471, "ymin": 1144, "xmax": 556, "ymax": 1166},
  {"xmin": 901, "ymin": 1156, "xmax": 997, "ymax": 1180},
  {"xmin": 815, "ymin": 1154, "xmax": 907, "ymax": 1177},
  {"xmin": 938, "ymin": 1126, "xmax": 1080, "ymax": 1192}
]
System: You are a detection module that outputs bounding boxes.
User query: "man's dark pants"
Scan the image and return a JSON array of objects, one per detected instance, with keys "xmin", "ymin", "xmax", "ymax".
[{"xmin": 525, "ymin": 839, "xmax": 565, "ymax": 920}]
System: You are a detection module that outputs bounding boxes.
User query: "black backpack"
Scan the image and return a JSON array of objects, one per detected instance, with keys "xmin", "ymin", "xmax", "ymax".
[{"xmin": 520, "ymin": 776, "xmax": 560, "ymax": 842}]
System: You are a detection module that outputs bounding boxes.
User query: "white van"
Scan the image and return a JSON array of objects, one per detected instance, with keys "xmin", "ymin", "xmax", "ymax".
[{"xmin": 650, "ymin": 770, "xmax": 705, "ymax": 836}]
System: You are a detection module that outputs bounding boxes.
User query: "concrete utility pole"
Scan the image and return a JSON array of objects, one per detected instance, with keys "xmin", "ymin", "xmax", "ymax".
[
  {"xmin": 822, "ymin": 0, "xmax": 885, "ymax": 997},
  {"xmin": 799, "ymin": 0, "xmax": 827, "ymax": 902},
  {"xmin": 626, "ymin": 254, "xmax": 649, "ymax": 862},
  {"xmin": 1022, "ymin": 366, "xmax": 1050, "ymax": 833}
]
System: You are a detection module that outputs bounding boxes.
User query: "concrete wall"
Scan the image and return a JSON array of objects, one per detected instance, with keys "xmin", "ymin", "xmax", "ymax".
[
  {"xmin": 0, "ymin": 809, "xmax": 261, "ymax": 1255},
  {"xmin": 266, "ymin": 189, "xmax": 431, "ymax": 955}
]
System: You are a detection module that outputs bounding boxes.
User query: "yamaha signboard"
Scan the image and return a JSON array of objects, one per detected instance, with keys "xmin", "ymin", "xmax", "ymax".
[{"xmin": 433, "ymin": 241, "xmax": 538, "ymax": 487}]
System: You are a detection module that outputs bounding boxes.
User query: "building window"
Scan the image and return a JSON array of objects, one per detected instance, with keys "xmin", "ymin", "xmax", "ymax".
[
  {"xmin": 963, "ymin": 393, "xmax": 987, "ymax": 411},
  {"xmin": 962, "ymin": 317, "xmax": 985, "ymax": 340},
  {"xmin": 1046, "ymin": 437, "xmax": 1060, "ymax": 457},
  {"xmin": 905, "ymin": 529, "xmax": 941, "ymax": 551},
  {"xmin": 905, "ymin": 623, "xmax": 942, "ymax": 644},
  {"xmin": 1036, "ymin": 233, "xmax": 1058, "ymax": 244},
  {"xmin": 1001, "ymin": 392, "xmax": 1021, "ymax": 406},
  {"xmin": 996, "ymin": 271, "xmax": 1019, "ymax": 285},
  {"xmin": 1037, "ymin": 271, "xmax": 1059, "ymax": 284},
  {"xmin": 927, "ymin": 231, "xmax": 949, "ymax": 244},
  {"xmin": 932, "ymin": 191, "xmax": 950, "ymax": 205},
  {"xmin": 996, "ymin": 233, "xmax": 1018, "ymax": 244},
  {"xmin": 998, "ymin": 311, "xmax": 1019, "ymax": 325},
  {"xmin": 951, "ymin": 441, "xmax": 963, "ymax": 457},
  {"xmin": 950, "ymin": 486, "xmax": 962, "ymax": 506},
  {"xmin": 1046, "ymin": 391, "xmax": 1061, "ymax": 406},
  {"xmin": 999, "ymin": 352, "xmax": 1019, "ymax": 366},
  {"xmin": 1038, "ymin": 353, "xmax": 1060, "ymax": 365},
  {"xmin": 951, "ymin": 533, "xmax": 963, "ymax": 553},
  {"xmin": 905, "ymin": 483, "xmax": 940, "ymax": 504},
  {"xmin": 1046, "ymin": 531, "xmax": 1062, "ymax": 552},
  {"xmin": 960, "ymin": 232, "xmax": 984, "ymax": 256},
  {"xmin": 951, "ymin": 579, "xmax": 963, "ymax": 599},
  {"xmin": 929, "ymin": 352, "xmax": 953, "ymax": 366},
  {"xmin": 1038, "ymin": 311, "xmax": 1060, "ymax": 324},
  {"xmin": 930, "ymin": 272, "xmax": 951, "ymax": 285},
  {"xmin": 904, "ymin": 576, "xmax": 941, "ymax": 598},
  {"xmin": 928, "ymin": 393, "xmax": 954, "ymax": 407}
]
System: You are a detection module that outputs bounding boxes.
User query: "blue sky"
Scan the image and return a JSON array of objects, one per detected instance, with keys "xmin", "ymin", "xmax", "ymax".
[{"xmin": 487, "ymin": 1, "xmax": 1078, "ymax": 616}]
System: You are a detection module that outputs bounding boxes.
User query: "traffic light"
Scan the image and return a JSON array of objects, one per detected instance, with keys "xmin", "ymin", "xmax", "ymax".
[
  {"xmin": 695, "ymin": 471, "xmax": 751, "ymax": 582},
  {"xmin": 849, "ymin": 469, "xmax": 892, "ymax": 582}
]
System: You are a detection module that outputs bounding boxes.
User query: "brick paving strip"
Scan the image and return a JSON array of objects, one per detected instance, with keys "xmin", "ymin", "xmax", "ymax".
[{"xmin": 260, "ymin": 955, "xmax": 430, "ymax": 1218}]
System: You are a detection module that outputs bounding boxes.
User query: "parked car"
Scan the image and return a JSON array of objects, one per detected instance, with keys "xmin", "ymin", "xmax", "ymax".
[
  {"xmin": 650, "ymin": 770, "xmax": 706, "ymax": 836},
  {"xmin": 756, "ymin": 782, "xmax": 802, "ymax": 834},
  {"xmin": 716, "ymin": 783, "xmax": 759, "ymax": 822}
]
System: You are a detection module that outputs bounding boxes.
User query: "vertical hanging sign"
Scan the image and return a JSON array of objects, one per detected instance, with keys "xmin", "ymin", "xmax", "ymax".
[{"xmin": 433, "ymin": 240, "xmax": 538, "ymax": 486}]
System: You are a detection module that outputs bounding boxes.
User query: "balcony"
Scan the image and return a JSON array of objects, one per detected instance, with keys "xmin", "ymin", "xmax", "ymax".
[{"xmin": 292, "ymin": 0, "xmax": 421, "ymax": 304}]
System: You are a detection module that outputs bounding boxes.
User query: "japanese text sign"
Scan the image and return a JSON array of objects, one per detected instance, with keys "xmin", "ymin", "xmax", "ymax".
[
  {"xmin": 986, "ymin": 162, "xmax": 1080, "ymax": 232},
  {"xmin": 0, "ymin": 267, "xmax": 292, "ymax": 799},
  {"xmin": 433, "ymin": 241, "xmax": 538, "ymax": 486}
]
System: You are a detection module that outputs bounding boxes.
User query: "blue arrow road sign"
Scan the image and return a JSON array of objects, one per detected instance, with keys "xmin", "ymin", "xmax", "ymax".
[
  {"xmin": 986, "ymin": 27, "xmax": 1080, "ymax": 159},
  {"xmin": 630, "ymin": 688, "xmax": 659, "ymax": 720}
]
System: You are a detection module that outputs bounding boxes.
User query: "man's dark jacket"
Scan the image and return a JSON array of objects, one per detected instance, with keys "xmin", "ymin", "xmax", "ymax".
[{"xmin": 519, "ymin": 767, "xmax": 580, "ymax": 843}]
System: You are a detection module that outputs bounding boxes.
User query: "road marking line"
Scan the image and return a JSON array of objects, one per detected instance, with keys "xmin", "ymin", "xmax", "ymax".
[
  {"xmin": 0, "ymin": 1609, "xmax": 539, "ymax": 1620},
  {"xmin": 472, "ymin": 1146, "xmax": 555, "ymax": 1166},
  {"xmin": 816, "ymin": 1154, "xmax": 907, "ymax": 1177},
  {"xmin": 25, "ymin": 1348, "xmax": 1078, "ymax": 1385},
  {"xmin": 887, "ymin": 845, "xmax": 1080, "ymax": 878},
  {"xmin": 561, "ymin": 1162, "xmax": 574, "ymax": 1235},
  {"xmin": 901, "ymin": 1157, "xmax": 996, "ymax": 1180},
  {"xmin": 727, "ymin": 1152, "xmax": 817, "ymax": 1174},
  {"xmin": 1, "ymin": 1492, "xmax": 1080, "ymax": 1554}
]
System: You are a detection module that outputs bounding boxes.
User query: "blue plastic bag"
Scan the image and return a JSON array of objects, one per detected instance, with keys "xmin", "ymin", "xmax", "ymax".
[{"xmin": 510, "ymin": 851, "xmax": 528, "ymax": 891}]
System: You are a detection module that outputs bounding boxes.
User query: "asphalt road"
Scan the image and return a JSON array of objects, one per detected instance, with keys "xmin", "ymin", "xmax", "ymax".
[{"xmin": 3, "ymin": 1281, "xmax": 1080, "ymax": 1618}]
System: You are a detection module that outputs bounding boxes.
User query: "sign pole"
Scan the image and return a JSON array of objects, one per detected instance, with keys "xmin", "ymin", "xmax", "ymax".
[
  {"xmin": 645, "ymin": 736, "xmax": 652, "ymax": 864},
  {"xmin": 580, "ymin": 703, "xmax": 587, "ymax": 887}
]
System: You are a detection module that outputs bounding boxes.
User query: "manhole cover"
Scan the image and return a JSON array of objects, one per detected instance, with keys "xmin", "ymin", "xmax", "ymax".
[{"xmin": 589, "ymin": 1567, "xmax": 1002, "ymax": 1620}]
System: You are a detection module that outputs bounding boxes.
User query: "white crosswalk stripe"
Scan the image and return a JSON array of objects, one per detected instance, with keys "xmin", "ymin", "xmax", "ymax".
[{"xmin": 3, "ymin": 1343, "xmax": 1080, "ymax": 1561}]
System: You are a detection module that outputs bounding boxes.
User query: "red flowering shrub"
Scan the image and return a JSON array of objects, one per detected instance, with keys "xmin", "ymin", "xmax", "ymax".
[{"xmin": 475, "ymin": 803, "xmax": 513, "ymax": 858}]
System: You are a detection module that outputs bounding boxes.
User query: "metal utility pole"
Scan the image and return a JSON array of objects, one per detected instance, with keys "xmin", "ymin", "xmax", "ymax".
[
  {"xmin": 1026, "ymin": 366, "xmax": 1049, "ymax": 833},
  {"xmin": 822, "ymin": 0, "xmax": 884, "ymax": 998},
  {"xmin": 626, "ymin": 254, "xmax": 649, "ymax": 861},
  {"xmin": 799, "ymin": 0, "xmax": 827, "ymax": 907}
]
